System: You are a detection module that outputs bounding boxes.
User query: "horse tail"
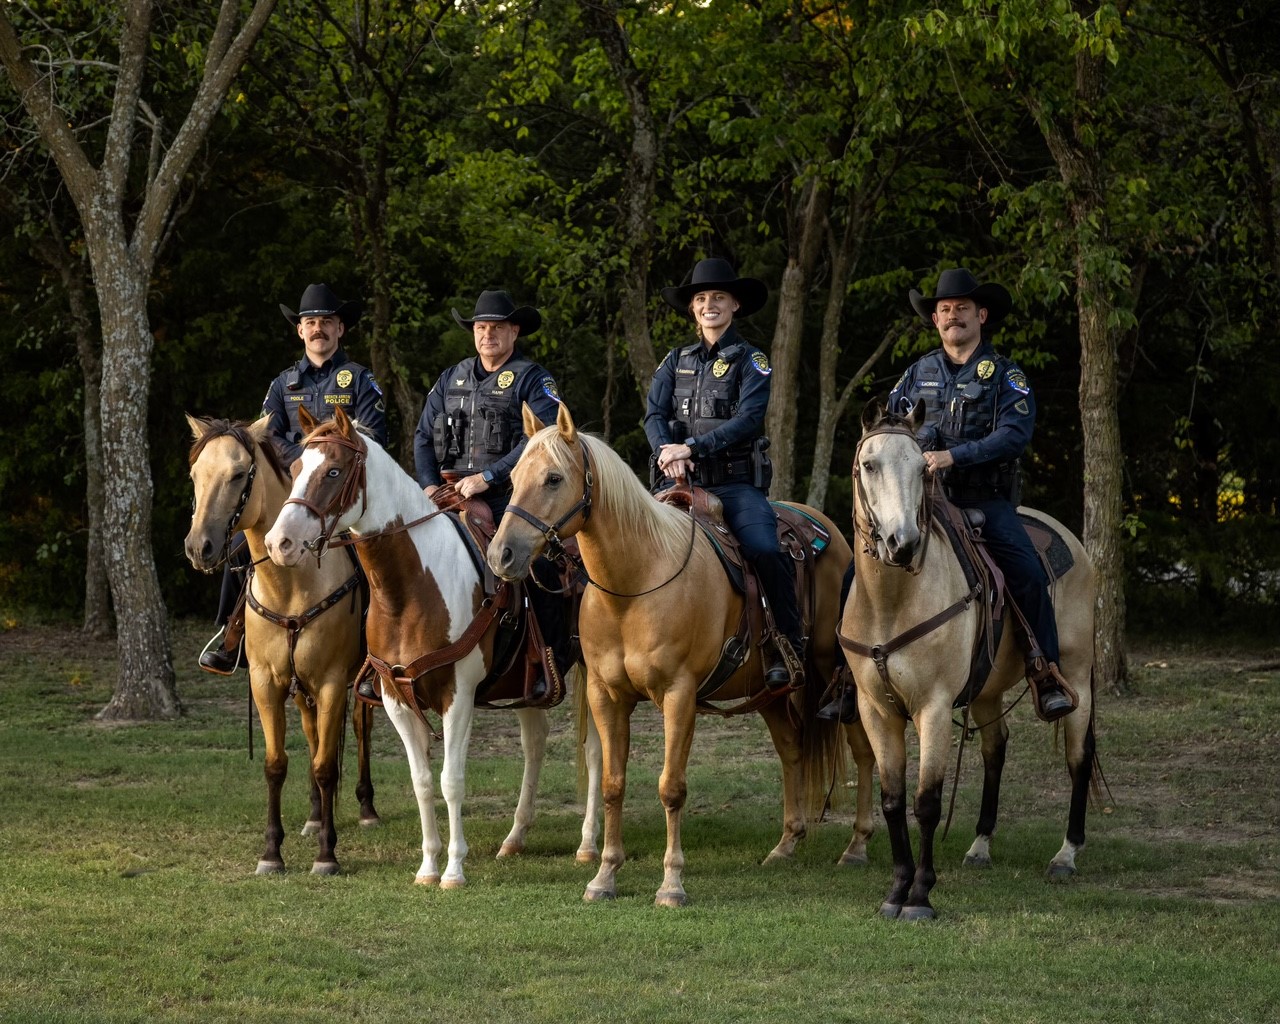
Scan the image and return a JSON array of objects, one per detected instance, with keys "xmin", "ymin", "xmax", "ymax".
[{"xmin": 799, "ymin": 668, "xmax": 844, "ymax": 821}]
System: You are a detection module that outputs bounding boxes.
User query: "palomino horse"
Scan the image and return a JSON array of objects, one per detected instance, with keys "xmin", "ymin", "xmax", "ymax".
[
  {"xmin": 264, "ymin": 406, "xmax": 602, "ymax": 888},
  {"xmin": 185, "ymin": 415, "xmax": 378, "ymax": 875},
  {"xmin": 487, "ymin": 402, "xmax": 876, "ymax": 907},
  {"xmin": 841, "ymin": 399, "xmax": 1098, "ymax": 920}
]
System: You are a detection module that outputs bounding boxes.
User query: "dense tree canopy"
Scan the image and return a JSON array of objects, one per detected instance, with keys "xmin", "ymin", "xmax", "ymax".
[{"xmin": 2, "ymin": 1, "xmax": 1276, "ymax": 704}]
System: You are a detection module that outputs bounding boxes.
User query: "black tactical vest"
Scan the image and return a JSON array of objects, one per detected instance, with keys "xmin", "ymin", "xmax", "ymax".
[
  {"xmin": 670, "ymin": 342, "xmax": 754, "ymax": 457},
  {"xmin": 432, "ymin": 356, "xmax": 536, "ymax": 472}
]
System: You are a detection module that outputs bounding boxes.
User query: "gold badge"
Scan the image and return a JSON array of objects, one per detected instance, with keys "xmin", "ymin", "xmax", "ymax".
[
  {"xmin": 336, "ymin": 369, "xmax": 353, "ymax": 388},
  {"xmin": 977, "ymin": 360, "xmax": 995, "ymax": 381},
  {"xmin": 497, "ymin": 370, "xmax": 515, "ymax": 389},
  {"xmin": 712, "ymin": 359, "xmax": 730, "ymax": 378}
]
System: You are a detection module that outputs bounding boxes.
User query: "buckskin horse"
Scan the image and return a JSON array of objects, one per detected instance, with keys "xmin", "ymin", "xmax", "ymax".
[
  {"xmin": 840, "ymin": 399, "xmax": 1099, "ymax": 920},
  {"xmin": 486, "ymin": 401, "xmax": 877, "ymax": 907},
  {"xmin": 263, "ymin": 406, "xmax": 602, "ymax": 888},
  {"xmin": 185, "ymin": 415, "xmax": 378, "ymax": 875}
]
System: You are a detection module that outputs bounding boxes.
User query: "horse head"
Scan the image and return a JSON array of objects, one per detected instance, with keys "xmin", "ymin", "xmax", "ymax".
[
  {"xmin": 265, "ymin": 405, "xmax": 369, "ymax": 567},
  {"xmin": 185, "ymin": 414, "xmax": 285, "ymax": 572},
  {"xmin": 488, "ymin": 400, "xmax": 592, "ymax": 582},
  {"xmin": 854, "ymin": 397, "xmax": 931, "ymax": 569}
]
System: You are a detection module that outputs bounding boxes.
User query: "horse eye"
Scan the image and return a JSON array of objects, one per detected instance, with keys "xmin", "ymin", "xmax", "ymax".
[
  {"xmin": 327, "ymin": 468, "xmax": 341, "ymax": 478},
  {"xmin": 545, "ymin": 472, "xmax": 563, "ymax": 487},
  {"xmin": 861, "ymin": 461, "xmax": 875, "ymax": 475}
]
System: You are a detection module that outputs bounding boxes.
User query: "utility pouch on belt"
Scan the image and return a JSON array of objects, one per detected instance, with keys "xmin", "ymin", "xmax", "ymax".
[
  {"xmin": 751, "ymin": 437, "xmax": 773, "ymax": 492},
  {"xmin": 434, "ymin": 412, "xmax": 462, "ymax": 463}
]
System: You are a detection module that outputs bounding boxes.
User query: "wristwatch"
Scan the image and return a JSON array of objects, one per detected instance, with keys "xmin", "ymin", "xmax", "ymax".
[
  {"xmin": 683, "ymin": 437, "xmax": 698, "ymax": 456},
  {"xmin": 481, "ymin": 469, "xmax": 496, "ymax": 485}
]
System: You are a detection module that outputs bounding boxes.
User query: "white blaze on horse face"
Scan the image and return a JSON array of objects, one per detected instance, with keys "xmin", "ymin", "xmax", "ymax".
[
  {"xmin": 265, "ymin": 447, "xmax": 329, "ymax": 566},
  {"xmin": 864, "ymin": 434, "xmax": 926, "ymax": 565}
]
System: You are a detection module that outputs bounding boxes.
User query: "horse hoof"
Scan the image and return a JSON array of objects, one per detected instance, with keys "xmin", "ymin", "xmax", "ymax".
[
  {"xmin": 440, "ymin": 876, "xmax": 467, "ymax": 890},
  {"xmin": 583, "ymin": 886, "xmax": 616, "ymax": 902},
  {"xmin": 878, "ymin": 902, "xmax": 903, "ymax": 919},
  {"xmin": 963, "ymin": 853, "xmax": 992, "ymax": 868},
  {"xmin": 838, "ymin": 852, "xmax": 870, "ymax": 868},
  {"xmin": 310, "ymin": 861, "xmax": 340, "ymax": 877},
  {"xmin": 255, "ymin": 859, "xmax": 286, "ymax": 875},
  {"xmin": 575, "ymin": 849, "xmax": 600, "ymax": 865},
  {"xmin": 496, "ymin": 842, "xmax": 523, "ymax": 859},
  {"xmin": 655, "ymin": 890, "xmax": 688, "ymax": 909},
  {"xmin": 358, "ymin": 815, "xmax": 382, "ymax": 829},
  {"xmin": 300, "ymin": 820, "xmax": 321, "ymax": 837},
  {"xmin": 414, "ymin": 873, "xmax": 441, "ymax": 887},
  {"xmin": 1047, "ymin": 862, "xmax": 1076, "ymax": 881},
  {"xmin": 900, "ymin": 905, "xmax": 937, "ymax": 922}
]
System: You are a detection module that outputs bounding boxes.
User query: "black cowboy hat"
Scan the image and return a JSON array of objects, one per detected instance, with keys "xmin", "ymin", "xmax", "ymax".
[
  {"xmin": 451, "ymin": 290, "xmax": 541, "ymax": 336},
  {"xmin": 280, "ymin": 283, "xmax": 362, "ymax": 328},
  {"xmin": 908, "ymin": 267, "xmax": 1012, "ymax": 328},
  {"xmin": 661, "ymin": 258, "xmax": 769, "ymax": 319}
]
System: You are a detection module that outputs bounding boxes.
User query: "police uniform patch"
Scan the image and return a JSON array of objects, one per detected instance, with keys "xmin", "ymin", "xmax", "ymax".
[
  {"xmin": 497, "ymin": 370, "xmax": 515, "ymax": 389},
  {"xmin": 977, "ymin": 359, "xmax": 995, "ymax": 381},
  {"xmin": 1005, "ymin": 367, "xmax": 1030, "ymax": 394},
  {"xmin": 542, "ymin": 377, "xmax": 561, "ymax": 402},
  {"xmin": 750, "ymin": 352, "xmax": 771, "ymax": 376},
  {"xmin": 1014, "ymin": 398, "xmax": 1030, "ymax": 415},
  {"xmin": 712, "ymin": 358, "xmax": 730, "ymax": 378},
  {"xmin": 324, "ymin": 394, "xmax": 352, "ymax": 405},
  {"xmin": 368, "ymin": 374, "xmax": 383, "ymax": 395},
  {"xmin": 336, "ymin": 369, "xmax": 353, "ymax": 389},
  {"xmin": 890, "ymin": 371, "xmax": 907, "ymax": 395}
]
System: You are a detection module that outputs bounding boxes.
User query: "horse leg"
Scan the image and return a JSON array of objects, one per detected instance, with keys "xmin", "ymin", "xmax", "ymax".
[
  {"xmin": 757, "ymin": 699, "xmax": 807, "ymax": 863},
  {"xmin": 306, "ymin": 688, "xmax": 346, "ymax": 875},
  {"xmin": 381, "ymin": 698, "xmax": 443, "ymax": 885},
  {"xmin": 497, "ymin": 708, "xmax": 550, "ymax": 858},
  {"xmin": 577, "ymin": 698, "xmax": 603, "ymax": 864},
  {"xmin": 353, "ymin": 697, "xmax": 381, "ymax": 827},
  {"xmin": 863, "ymin": 708, "xmax": 912, "ymax": 917},
  {"xmin": 654, "ymin": 687, "xmax": 698, "ymax": 908},
  {"xmin": 584, "ymin": 685, "xmax": 633, "ymax": 902},
  {"xmin": 253, "ymin": 675, "xmax": 288, "ymax": 874},
  {"xmin": 297, "ymin": 700, "xmax": 323, "ymax": 837},
  {"xmin": 1050, "ymin": 689, "xmax": 1097, "ymax": 880},
  {"xmin": 437, "ymin": 698, "xmax": 476, "ymax": 889},
  {"xmin": 963, "ymin": 695, "xmax": 1009, "ymax": 868},
  {"xmin": 838, "ymin": 721, "xmax": 877, "ymax": 867},
  {"xmin": 901, "ymin": 706, "xmax": 951, "ymax": 921}
]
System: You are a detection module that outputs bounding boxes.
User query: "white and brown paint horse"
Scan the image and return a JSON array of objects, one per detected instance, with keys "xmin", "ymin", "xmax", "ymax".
[
  {"xmin": 264, "ymin": 406, "xmax": 601, "ymax": 888},
  {"xmin": 185, "ymin": 415, "xmax": 378, "ymax": 875},
  {"xmin": 841, "ymin": 399, "xmax": 1098, "ymax": 920},
  {"xmin": 487, "ymin": 402, "xmax": 877, "ymax": 907}
]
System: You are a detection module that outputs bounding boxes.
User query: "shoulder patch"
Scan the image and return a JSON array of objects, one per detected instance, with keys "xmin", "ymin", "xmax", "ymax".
[
  {"xmin": 889, "ymin": 371, "xmax": 907, "ymax": 395},
  {"xmin": 1005, "ymin": 367, "xmax": 1030, "ymax": 394},
  {"xmin": 367, "ymin": 372, "xmax": 383, "ymax": 396},
  {"xmin": 750, "ymin": 352, "xmax": 771, "ymax": 376},
  {"xmin": 542, "ymin": 377, "xmax": 561, "ymax": 403},
  {"xmin": 1014, "ymin": 398, "xmax": 1030, "ymax": 415}
]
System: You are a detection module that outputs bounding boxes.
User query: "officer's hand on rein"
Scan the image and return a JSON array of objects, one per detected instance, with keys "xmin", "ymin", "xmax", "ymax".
[{"xmin": 923, "ymin": 449, "xmax": 955, "ymax": 474}]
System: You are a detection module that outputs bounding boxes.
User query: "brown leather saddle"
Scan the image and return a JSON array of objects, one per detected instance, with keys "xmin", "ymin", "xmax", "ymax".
[
  {"xmin": 932, "ymin": 495, "xmax": 1075, "ymax": 708},
  {"xmin": 656, "ymin": 483, "xmax": 833, "ymax": 716},
  {"xmin": 354, "ymin": 483, "xmax": 579, "ymax": 714}
]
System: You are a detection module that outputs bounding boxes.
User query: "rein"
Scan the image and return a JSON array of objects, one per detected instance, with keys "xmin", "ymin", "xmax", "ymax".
[
  {"xmin": 851, "ymin": 423, "xmax": 936, "ymax": 574},
  {"xmin": 283, "ymin": 431, "xmax": 370, "ymax": 560}
]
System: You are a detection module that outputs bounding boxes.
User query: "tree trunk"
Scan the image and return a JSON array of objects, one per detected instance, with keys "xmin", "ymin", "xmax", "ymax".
[
  {"xmin": 88, "ymin": 229, "xmax": 179, "ymax": 721},
  {"xmin": 765, "ymin": 177, "xmax": 830, "ymax": 501}
]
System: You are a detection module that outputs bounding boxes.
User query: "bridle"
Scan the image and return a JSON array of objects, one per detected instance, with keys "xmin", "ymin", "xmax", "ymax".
[
  {"xmin": 281, "ymin": 430, "xmax": 370, "ymax": 560},
  {"xmin": 851, "ymin": 421, "xmax": 936, "ymax": 575},
  {"xmin": 503, "ymin": 436, "xmax": 698, "ymax": 599},
  {"xmin": 191, "ymin": 427, "xmax": 259, "ymax": 572}
]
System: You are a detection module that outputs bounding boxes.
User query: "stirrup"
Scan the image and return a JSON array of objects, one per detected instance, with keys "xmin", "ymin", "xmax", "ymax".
[
  {"xmin": 1027, "ymin": 660, "xmax": 1078, "ymax": 723},
  {"xmin": 769, "ymin": 634, "xmax": 805, "ymax": 690}
]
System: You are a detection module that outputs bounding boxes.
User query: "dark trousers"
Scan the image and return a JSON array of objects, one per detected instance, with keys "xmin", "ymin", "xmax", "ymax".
[
  {"xmin": 215, "ymin": 533, "xmax": 251, "ymax": 626},
  {"xmin": 709, "ymin": 482, "xmax": 803, "ymax": 643}
]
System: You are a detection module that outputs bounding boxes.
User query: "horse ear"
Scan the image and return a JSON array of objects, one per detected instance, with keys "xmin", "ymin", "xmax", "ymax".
[
  {"xmin": 186, "ymin": 413, "xmax": 209, "ymax": 441},
  {"xmin": 298, "ymin": 405, "xmax": 319, "ymax": 434},
  {"xmin": 860, "ymin": 397, "xmax": 886, "ymax": 433},
  {"xmin": 333, "ymin": 405, "xmax": 352, "ymax": 434},
  {"xmin": 906, "ymin": 397, "xmax": 926, "ymax": 434},
  {"xmin": 522, "ymin": 402, "xmax": 545, "ymax": 438},
  {"xmin": 247, "ymin": 415, "xmax": 271, "ymax": 444},
  {"xmin": 556, "ymin": 400, "xmax": 577, "ymax": 444}
]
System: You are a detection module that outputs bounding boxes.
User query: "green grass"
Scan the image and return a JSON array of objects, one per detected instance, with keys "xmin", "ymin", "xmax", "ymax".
[{"xmin": 1, "ymin": 620, "xmax": 1277, "ymax": 1023}]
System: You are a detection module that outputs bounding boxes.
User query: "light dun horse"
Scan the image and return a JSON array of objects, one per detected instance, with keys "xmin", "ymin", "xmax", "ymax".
[
  {"xmin": 185, "ymin": 415, "xmax": 377, "ymax": 875},
  {"xmin": 264, "ymin": 406, "xmax": 601, "ymax": 888},
  {"xmin": 488, "ymin": 402, "xmax": 876, "ymax": 907},
  {"xmin": 842, "ymin": 399, "xmax": 1098, "ymax": 920}
]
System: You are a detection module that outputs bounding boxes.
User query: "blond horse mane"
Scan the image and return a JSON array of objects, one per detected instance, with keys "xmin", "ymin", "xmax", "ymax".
[{"xmin": 524, "ymin": 426, "xmax": 693, "ymax": 564}]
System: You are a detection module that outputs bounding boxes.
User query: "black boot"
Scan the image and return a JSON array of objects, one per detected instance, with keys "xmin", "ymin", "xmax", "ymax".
[
  {"xmin": 198, "ymin": 628, "xmax": 243, "ymax": 675},
  {"xmin": 356, "ymin": 677, "xmax": 381, "ymax": 702},
  {"xmin": 1029, "ymin": 661, "xmax": 1078, "ymax": 723},
  {"xmin": 817, "ymin": 687, "xmax": 860, "ymax": 723},
  {"xmin": 756, "ymin": 553, "xmax": 804, "ymax": 689}
]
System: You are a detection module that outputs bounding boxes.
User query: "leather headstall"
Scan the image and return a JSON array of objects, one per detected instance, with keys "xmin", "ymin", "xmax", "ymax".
[
  {"xmin": 851, "ymin": 422, "xmax": 936, "ymax": 575},
  {"xmin": 282, "ymin": 430, "xmax": 369, "ymax": 562}
]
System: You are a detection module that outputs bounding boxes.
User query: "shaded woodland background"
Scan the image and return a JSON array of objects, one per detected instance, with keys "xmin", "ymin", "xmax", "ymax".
[{"xmin": 2, "ymin": 1, "xmax": 1277, "ymax": 708}]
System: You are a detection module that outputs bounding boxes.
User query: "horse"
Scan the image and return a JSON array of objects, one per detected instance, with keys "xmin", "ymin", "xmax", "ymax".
[
  {"xmin": 263, "ymin": 405, "xmax": 602, "ymax": 888},
  {"xmin": 486, "ymin": 401, "xmax": 877, "ymax": 907},
  {"xmin": 840, "ymin": 398, "xmax": 1099, "ymax": 920},
  {"xmin": 184, "ymin": 415, "xmax": 378, "ymax": 875}
]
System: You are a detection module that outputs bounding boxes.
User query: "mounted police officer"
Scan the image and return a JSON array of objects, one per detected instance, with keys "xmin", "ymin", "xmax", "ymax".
[
  {"xmin": 644, "ymin": 258, "xmax": 805, "ymax": 690},
  {"xmin": 407, "ymin": 289, "xmax": 570, "ymax": 698},
  {"xmin": 819, "ymin": 267, "xmax": 1077, "ymax": 723},
  {"xmin": 198, "ymin": 283, "xmax": 388, "ymax": 674}
]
